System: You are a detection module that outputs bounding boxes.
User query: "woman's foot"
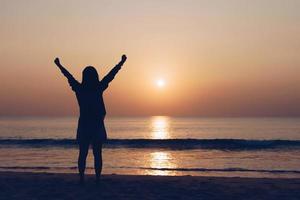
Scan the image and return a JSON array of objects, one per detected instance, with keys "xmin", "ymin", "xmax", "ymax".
[
  {"xmin": 95, "ymin": 175, "xmax": 100, "ymax": 184},
  {"xmin": 79, "ymin": 174, "xmax": 85, "ymax": 185}
]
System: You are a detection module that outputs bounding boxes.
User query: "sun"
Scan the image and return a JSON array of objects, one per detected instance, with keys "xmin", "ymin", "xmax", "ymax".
[{"xmin": 156, "ymin": 79, "xmax": 165, "ymax": 88}]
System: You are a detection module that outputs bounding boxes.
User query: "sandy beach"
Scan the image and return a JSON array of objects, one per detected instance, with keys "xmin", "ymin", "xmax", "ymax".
[{"xmin": 0, "ymin": 172, "xmax": 299, "ymax": 200}]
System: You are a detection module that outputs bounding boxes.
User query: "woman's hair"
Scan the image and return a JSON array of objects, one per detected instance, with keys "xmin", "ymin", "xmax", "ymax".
[{"xmin": 82, "ymin": 66, "xmax": 99, "ymax": 88}]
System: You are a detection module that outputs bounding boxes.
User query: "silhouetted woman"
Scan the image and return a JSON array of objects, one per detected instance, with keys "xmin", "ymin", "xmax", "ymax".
[{"xmin": 54, "ymin": 55, "xmax": 127, "ymax": 184}]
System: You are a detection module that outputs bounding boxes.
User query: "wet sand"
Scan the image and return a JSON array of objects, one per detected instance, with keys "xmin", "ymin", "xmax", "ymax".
[{"xmin": 0, "ymin": 172, "xmax": 299, "ymax": 200}]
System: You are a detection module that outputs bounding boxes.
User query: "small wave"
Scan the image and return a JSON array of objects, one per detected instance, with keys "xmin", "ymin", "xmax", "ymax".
[
  {"xmin": 1, "ymin": 166, "xmax": 299, "ymax": 174},
  {"xmin": 0, "ymin": 166, "xmax": 51, "ymax": 170},
  {"xmin": 115, "ymin": 166, "xmax": 300, "ymax": 174},
  {"xmin": 0, "ymin": 139, "xmax": 300, "ymax": 150}
]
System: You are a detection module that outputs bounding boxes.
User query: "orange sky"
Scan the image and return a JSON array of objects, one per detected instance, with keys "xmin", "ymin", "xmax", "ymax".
[{"xmin": 0, "ymin": 0, "xmax": 299, "ymax": 117}]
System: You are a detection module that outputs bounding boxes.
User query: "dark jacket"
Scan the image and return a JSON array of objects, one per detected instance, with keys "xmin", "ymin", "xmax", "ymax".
[{"xmin": 58, "ymin": 62, "xmax": 123, "ymax": 142}]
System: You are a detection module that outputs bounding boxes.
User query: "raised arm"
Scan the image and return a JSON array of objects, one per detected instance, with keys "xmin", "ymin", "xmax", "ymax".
[
  {"xmin": 100, "ymin": 55, "xmax": 127, "ymax": 90},
  {"xmin": 54, "ymin": 57, "xmax": 80, "ymax": 91}
]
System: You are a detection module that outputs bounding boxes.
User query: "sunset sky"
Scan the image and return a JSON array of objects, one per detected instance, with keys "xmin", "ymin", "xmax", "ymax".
[{"xmin": 1, "ymin": 0, "xmax": 299, "ymax": 117}]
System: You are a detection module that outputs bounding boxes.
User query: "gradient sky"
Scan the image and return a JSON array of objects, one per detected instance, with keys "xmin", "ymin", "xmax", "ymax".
[{"xmin": 1, "ymin": 0, "xmax": 299, "ymax": 117}]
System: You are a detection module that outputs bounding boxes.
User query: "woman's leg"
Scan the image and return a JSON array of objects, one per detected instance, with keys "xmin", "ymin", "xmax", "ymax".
[
  {"xmin": 92, "ymin": 142, "xmax": 102, "ymax": 182},
  {"xmin": 78, "ymin": 141, "xmax": 89, "ymax": 183}
]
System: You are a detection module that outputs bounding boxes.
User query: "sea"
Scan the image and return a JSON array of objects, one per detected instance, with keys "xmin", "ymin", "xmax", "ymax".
[{"xmin": 0, "ymin": 117, "xmax": 299, "ymax": 178}]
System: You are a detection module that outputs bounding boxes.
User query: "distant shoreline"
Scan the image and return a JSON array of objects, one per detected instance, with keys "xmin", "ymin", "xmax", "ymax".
[{"xmin": 1, "ymin": 172, "xmax": 299, "ymax": 199}]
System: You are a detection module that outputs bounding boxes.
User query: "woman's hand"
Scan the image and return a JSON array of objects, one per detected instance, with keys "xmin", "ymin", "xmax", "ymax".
[
  {"xmin": 54, "ymin": 58, "xmax": 61, "ymax": 66},
  {"xmin": 121, "ymin": 55, "xmax": 127, "ymax": 63}
]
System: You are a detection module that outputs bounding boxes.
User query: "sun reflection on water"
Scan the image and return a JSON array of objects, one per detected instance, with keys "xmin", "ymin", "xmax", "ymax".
[
  {"xmin": 146, "ymin": 117, "xmax": 177, "ymax": 175},
  {"xmin": 148, "ymin": 151, "xmax": 177, "ymax": 176},
  {"xmin": 151, "ymin": 116, "xmax": 170, "ymax": 139}
]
